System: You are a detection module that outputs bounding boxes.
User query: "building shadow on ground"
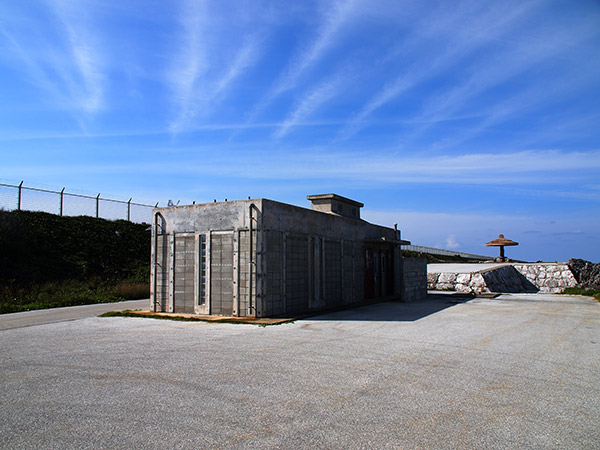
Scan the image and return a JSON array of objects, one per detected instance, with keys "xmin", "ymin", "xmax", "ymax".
[
  {"xmin": 302, "ymin": 293, "xmax": 472, "ymax": 322},
  {"xmin": 481, "ymin": 265, "xmax": 538, "ymax": 293}
]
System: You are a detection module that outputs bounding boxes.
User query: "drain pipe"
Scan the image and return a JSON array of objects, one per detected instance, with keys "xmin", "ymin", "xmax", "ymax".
[
  {"xmin": 248, "ymin": 203, "xmax": 257, "ymax": 317},
  {"xmin": 152, "ymin": 212, "xmax": 165, "ymax": 312}
]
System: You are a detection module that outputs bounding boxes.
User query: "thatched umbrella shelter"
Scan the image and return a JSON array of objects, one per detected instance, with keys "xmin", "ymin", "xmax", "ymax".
[{"xmin": 485, "ymin": 234, "xmax": 518, "ymax": 261}]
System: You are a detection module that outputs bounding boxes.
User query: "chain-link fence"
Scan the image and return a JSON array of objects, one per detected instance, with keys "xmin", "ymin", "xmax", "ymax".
[{"xmin": 0, "ymin": 182, "xmax": 156, "ymax": 223}]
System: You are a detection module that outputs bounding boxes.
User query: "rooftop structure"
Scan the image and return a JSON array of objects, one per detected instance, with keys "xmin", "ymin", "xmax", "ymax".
[{"xmin": 306, "ymin": 193, "xmax": 364, "ymax": 219}]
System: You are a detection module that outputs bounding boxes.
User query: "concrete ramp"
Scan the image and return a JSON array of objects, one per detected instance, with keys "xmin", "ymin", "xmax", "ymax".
[{"xmin": 428, "ymin": 263, "xmax": 577, "ymax": 294}]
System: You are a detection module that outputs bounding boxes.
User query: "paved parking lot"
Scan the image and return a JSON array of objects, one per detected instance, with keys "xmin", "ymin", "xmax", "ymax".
[{"xmin": 1, "ymin": 293, "xmax": 599, "ymax": 449}]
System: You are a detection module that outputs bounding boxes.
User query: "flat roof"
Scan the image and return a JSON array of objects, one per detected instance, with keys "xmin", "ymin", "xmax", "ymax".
[{"xmin": 306, "ymin": 193, "xmax": 364, "ymax": 208}]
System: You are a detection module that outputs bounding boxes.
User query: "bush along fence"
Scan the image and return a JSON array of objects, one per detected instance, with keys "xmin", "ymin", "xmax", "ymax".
[{"xmin": 0, "ymin": 181, "xmax": 157, "ymax": 223}]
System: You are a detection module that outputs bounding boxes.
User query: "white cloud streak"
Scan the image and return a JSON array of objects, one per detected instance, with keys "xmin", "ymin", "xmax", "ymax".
[
  {"xmin": 244, "ymin": 0, "xmax": 359, "ymax": 123},
  {"xmin": 214, "ymin": 36, "xmax": 261, "ymax": 98},
  {"xmin": 427, "ymin": 61, "xmax": 600, "ymax": 152},
  {"xmin": 49, "ymin": 0, "xmax": 104, "ymax": 114},
  {"xmin": 168, "ymin": 0, "xmax": 208, "ymax": 133},
  {"xmin": 38, "ymin": 148, "xmax": 597, "ymax": 190},
  {"xmin": 168, "ymin": 1, "xmax": 262, "ymax": 133},
  {"xmin": 338, "ymin": 1, "xmax": 542, "ymax": 140},
  {"xmin": 1, "ymin": 0, "xmax": 105, "ymax": 117},
  {"xmin": 403, "ymin": 13, "xmax": 600, "ymax": 142},
  {"xmin": 226, "ymin": 149, "xmax": 599, "ymax": 184},
  {"xmin": 274, "ymin": 73, "xmax": 344, "ymax": 138},
  {"xmin": 275, "ymin": 0, "xmax": 357, "ymax": 94}
]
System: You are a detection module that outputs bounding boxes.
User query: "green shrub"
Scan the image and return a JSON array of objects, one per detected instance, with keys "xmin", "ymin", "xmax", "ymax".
[
  {"xmin": 0, "ymin": 210, "xmax": 150, "ymax": 284},
  {"xmin": 562, "ymin": 287, "xmax": 600, "ymax": 301},
  {"xmin": 0, "ymin": 210, "xmax": 151, "ymax": 313},
  {"xmin": 0, "ymin": 279, "xmax": 150, "ymax": 314}
]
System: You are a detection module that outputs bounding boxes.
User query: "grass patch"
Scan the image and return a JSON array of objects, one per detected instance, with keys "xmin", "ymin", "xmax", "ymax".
[
  {"xmin": 101, "ymin": 310, "xmax": 207, "ymax": 322},
  {"xmin": 562, "ymin": 287, "xmax": 600, "ymax": 301},
  {"xmin": 0, "ymin": 279, "xmax": 149, "ymax": 314},
  {"xmin": 100, "ymin": 310, "xmax": 293, "ymax": 326}
]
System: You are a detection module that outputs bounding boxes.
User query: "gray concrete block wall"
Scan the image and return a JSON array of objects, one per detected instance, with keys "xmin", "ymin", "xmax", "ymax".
[
  {"xmin": 237, "ymin": 230, "xmax": 255, "ymax": 316},
  {"xmin": 324, "ymin": 240, "xmax": 342, "ymax": 306},
  {"xmin": 263, "ymin": 232, "xmax": 377, "ymax": 315},
  {"xmin": 265, "ymin": 230, "xmax": 284, "ymax": 316},
  {"xmin": 402, "ymin": 257, "xmax": 427, "ymax": 302},
  {"xmin": 354, "ymin": 242, "xmax": 365, "ymax": 302},
  {"xmin": 210, "ymin": 233, "xmax": 234, "ymax": 315},
  {"xmin": 342, "ymin": 240, "xmax": 355, "ymax": 304},
  {"xmin": 173, "ymin": 234, "xmax": 195, "ymax": 314},
  {"xmin": 285, "ymin": 235, "xmax": 309, "ymax": 314}
]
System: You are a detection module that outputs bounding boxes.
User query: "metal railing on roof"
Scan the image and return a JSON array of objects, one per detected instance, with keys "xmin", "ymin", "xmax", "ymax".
[{"xmin": 402, "ymin": 244, "xmax": 491, "ymax": 260}]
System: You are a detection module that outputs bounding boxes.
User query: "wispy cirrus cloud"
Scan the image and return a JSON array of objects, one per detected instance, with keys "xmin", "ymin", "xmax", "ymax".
[
  {"xmin": 427, "ymin": 61, "xmax": 600, "ymax": 152},
  {"xmin": 273, "ymin": 71, "xmax": 345, "ymax": 138},
  {"xmin": 337, "ymin": 1, "xmax": 541, "ymax": 140},
  {"xmin": 275, "ymin": 0, "xmax": 358, "ymax": 94},
  {"xmin": 266, "ymin": 149, "xmax": 600, "ymax": 186},
  {"xmin": 1, "ymin": 0, "xmax": 105, "ymax": 118},
  {"xmin": 403, "ymin": 13, "xmax": 600, "ymax": 142},
  {"xmin": 244, "ymin": 0, "xmax": 360, "ymax": 124},
  {"xmin": 51, "ymin": 0, "xmax": 104, "ymax": 114},
  {"xmin": 213, "ymin": 35, "xmax": 261, "ymax": 98},
  {"xmin": 168, "ymin": 0, "xmax": 208, "ymax": 133},
  {"xmin": 62, "ymin": 147, "xmax": 599, "ymax": 189},
  {"xmin": 168, "ymin": 1, "xmax": 262, "ymax": 133}
]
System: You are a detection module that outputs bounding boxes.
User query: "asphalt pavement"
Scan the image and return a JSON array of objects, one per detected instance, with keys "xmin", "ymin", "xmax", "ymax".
[
  {"xmin": 1, "ymin": 293, "xmax": 599, "ymax": 449},
  {"xmin": 0, "ymin": 299, "xmax": 148, "ymax": 330}
]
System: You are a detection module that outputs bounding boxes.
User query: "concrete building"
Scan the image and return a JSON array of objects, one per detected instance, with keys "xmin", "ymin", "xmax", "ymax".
[{"xmin": 151, "ymin": 194, "xmax": 426, "ymax": 317}]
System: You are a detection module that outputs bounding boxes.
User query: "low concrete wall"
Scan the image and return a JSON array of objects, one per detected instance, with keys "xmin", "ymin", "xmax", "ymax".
[
  {"xmin": 402, "ymin": 257, "xmax": 427, "ymax": 302},
  {"xmin": 428, "ymin": 263, "xmax": 577, "ymax": 294}
]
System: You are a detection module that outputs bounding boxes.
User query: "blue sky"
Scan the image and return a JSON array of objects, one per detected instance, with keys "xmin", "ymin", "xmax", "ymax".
[{"xmin": 1, "ymin": 0, "xmax": 599, "ymax": 262}]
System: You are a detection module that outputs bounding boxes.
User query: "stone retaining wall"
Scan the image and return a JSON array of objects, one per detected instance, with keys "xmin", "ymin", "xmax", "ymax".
[
  {"xmin": 512, "ymin": 263, "xmax": 577, "ymax": 293},
  {"xmin": 427, "ymin": 271, "xmax": 486, "ymax": 294},
  {"xmin": 428, "ymin": 263, "xmax": 577, "ymax": 294}
]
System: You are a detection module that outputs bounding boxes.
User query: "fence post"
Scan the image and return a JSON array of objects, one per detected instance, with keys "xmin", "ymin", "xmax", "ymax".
[
  {"xmin": 127, "ymin": 198, "xmax": 132, "ymax": 221},
  {"xmin": 60, "ymin": 187, "xmax": 65, "ymax": 216},
  {"xmin": 17, "ymin": 181, "xmax": 23, "ymax": 211},
  {"xmin": 96, "ymin": 193, "xmax": 100, "ymax": 218}
]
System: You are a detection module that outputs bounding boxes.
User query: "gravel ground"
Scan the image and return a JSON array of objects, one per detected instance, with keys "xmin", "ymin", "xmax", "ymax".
[{"xmin": 1, "ymin": 293, "xmax": 599, "ymax": 449}]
